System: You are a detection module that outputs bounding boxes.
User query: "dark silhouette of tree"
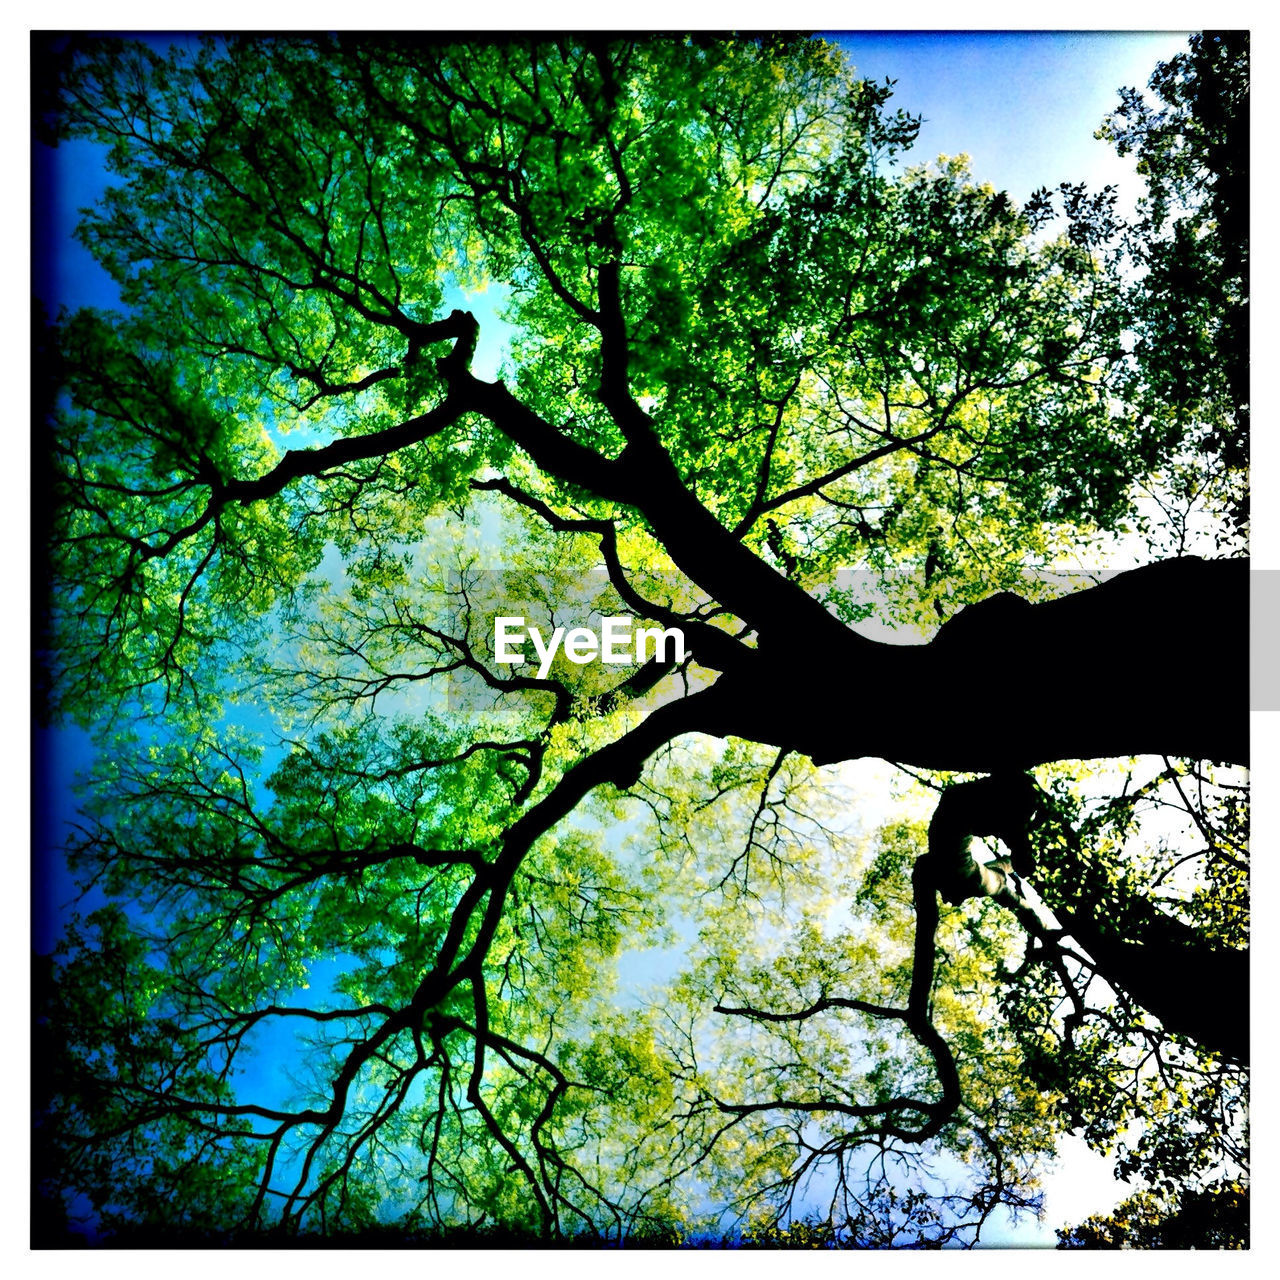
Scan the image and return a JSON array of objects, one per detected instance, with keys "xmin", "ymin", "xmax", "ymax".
[
  {"xmin": 1058, "ymin": 1179, "xmax": 1248, "ymax": 1249},
  {"xmin": 35, "ymin": 33, "xmax": 1246, "ymax": 1246},
  {"xmin": 1098, "ymin": 30, "xmax": 1249, "ymax": 536}
]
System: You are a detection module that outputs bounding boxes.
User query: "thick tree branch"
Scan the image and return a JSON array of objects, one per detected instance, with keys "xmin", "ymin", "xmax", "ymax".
[{"xmin": 920, "ymin": 772, "xmax": 1249, "ymax": 1063}]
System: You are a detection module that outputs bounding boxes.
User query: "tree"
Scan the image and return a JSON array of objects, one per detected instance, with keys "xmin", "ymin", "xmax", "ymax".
[
  {"xmin": 1058, "ymin": 1179, "xmax": 1248, "ymax": 1250},
  {"xmin": 35, "ymin": 34, "xmax": 1247, "ymax": 1246},
  {"xmin": 1097, "ymin": 30, "xmax": 1249, "ymax": 537}
]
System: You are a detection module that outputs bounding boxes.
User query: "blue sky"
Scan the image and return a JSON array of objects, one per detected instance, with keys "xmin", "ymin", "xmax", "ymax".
[
  {"xmin": 833, "ymin": 31, "xmax": 1189, "ymax": 209},
  {"xmin": 32, "ymin": 30, "xmax": 1203, "ymax": 1245}
]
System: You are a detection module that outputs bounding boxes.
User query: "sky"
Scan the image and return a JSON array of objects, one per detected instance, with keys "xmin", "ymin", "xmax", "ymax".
[
  {"xmin": 28, "ymin": 28, "xmax": 1229, "ymax": 1248},
  {"xmin": 833, "ymin": 31, "xmax": 1189, "ymax": 212}
]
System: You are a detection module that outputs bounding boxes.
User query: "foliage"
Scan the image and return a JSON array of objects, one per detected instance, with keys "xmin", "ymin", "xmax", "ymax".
[
  {"xmin": 997, "ymin": 760, "xmax": 1247, "ymax": 1193},
  {"xmin": 36, "ymin": 34, "xmax": 1246, "ymax": 1247},
  {"xmin": 1057, "ymin": 1179, "xmax": 1248, "ymax": 1250},
  {"xmin": 1098, "ymin": 30, "xmax": 1249, "ymax": 541}
]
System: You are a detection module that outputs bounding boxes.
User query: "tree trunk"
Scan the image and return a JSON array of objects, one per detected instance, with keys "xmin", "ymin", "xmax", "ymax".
[{"xmin": 703, "ymin": 556, "xmax": 1248, "ymax": 772}]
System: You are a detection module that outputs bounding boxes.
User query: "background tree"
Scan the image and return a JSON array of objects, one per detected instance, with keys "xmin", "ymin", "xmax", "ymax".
[
  {"xmin": 1097, "ymin": 30, "xmax": 1249, "ymax": 539},
  {"xmin": 1057, "ymin": 1179, "xmax": 1247, "ymax": 1250},
  {"xmin": 35, "ymin": 33, "xmax": 1247, "ymax": 1245}
]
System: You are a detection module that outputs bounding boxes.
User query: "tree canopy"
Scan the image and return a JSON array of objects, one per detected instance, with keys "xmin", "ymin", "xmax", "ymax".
[
  {"xmin": 1098, "ymin": 31, "xmax": 1248, "ymax": 537},
  {"xmin": 34, "ymin": 33, "xmax": 1247, "ymax": 1247}
]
